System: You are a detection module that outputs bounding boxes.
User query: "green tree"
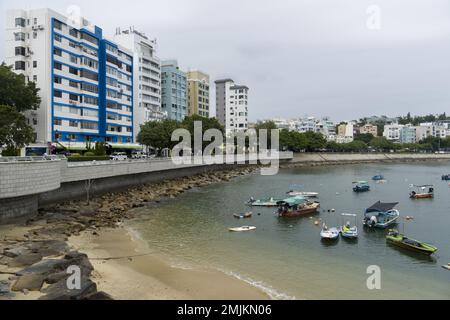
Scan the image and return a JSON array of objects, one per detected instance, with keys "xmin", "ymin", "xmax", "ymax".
[
  {"xmin": 0, "ymin": 63, "xmax": 41, "ymax": 112},
  {"xmin": 94, "ymin": 141, "xmax": 107, "ymax": 156},
  {"xmin": 370, "ymin": 137, "xmax": 394, "ymax": 151},
  {"xmin": 0, "ymin": 105, "xmax": 35, "ymax": 155},
  {"xmin": 254, "ymin": 121, "xmax": 278, "ymax": 149},
  {"xmin": 354, "ymin": 133, "xmax": 374, "ymax": 144},
  {"xmin": 137, "ymin": 119, "xmax": 181, "ymax": 151},
  {"xmin": 303, "ymin": 131, "xmax": 327, "ymax": 151}
]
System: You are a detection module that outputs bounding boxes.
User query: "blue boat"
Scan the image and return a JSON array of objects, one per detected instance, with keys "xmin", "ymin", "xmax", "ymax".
[
  {"xmin": 372, "ymin": 175, "xmax": 384, "ymax": 181},
  {"xmin": 363, "ymin": 201, "xmax": 400, "ymax": 229},
  {"xmin": 353, "ymin": 181, "xmax": 370, "ymax": 193}
]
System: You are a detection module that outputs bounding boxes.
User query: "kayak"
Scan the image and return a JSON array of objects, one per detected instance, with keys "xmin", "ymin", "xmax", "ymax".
[{"xmin": 229, "ymin": 226, "xmax": 256, "ymax": 232}]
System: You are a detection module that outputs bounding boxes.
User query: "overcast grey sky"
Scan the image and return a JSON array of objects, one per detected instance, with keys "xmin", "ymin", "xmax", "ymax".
[{"xmin": 1, "ymin": 0, "xmax": 450, "ymax": 122}]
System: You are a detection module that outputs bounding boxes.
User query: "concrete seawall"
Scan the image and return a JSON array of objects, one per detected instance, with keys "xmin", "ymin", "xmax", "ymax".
[
  {"xmin": 0, "ymin": 153, "xmax": 292, "ymax": 219},
  {"xmin": 285, "ymin": 153, "xmax": 450, "ymax": 167}
]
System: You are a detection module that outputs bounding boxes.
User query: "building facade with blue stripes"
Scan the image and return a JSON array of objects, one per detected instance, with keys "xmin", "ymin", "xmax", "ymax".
[{"xmin": 5, "ymin": 8, "xmax": 134, "ymax": 147}]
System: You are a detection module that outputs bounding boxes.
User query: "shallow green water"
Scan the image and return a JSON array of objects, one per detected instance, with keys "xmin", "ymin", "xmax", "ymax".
[{"xmin": 129, "ymin": 162, "xmax": 450, "ymax": 299}]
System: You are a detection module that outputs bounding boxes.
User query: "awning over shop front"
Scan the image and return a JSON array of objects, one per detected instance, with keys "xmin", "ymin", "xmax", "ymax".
[
  {"xmin": 107, "ymin": 143, "xmax": 144, "ymax": 150},
  {"xmin": 54, "ymin": 142, "xmax": 88, "ymax": 151}
]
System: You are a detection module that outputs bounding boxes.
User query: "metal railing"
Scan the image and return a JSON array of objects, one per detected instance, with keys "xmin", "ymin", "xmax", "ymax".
[{"xmin": 0, "ymin": 155, "xmax": 65, "ymax": 163}]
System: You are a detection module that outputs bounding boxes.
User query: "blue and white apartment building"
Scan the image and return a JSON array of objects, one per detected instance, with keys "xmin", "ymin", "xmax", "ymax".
[{"xmin": 5, "ymin": 8, "xmax": 134, "ymax": 148}]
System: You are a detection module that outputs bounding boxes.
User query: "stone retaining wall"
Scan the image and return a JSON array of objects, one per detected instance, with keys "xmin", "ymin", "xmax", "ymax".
[{"xmin": 0, "ymin": 160, "xmax": 62, "ymax": 199}]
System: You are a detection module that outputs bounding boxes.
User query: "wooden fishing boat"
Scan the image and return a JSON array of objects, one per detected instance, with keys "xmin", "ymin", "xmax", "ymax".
[
  {"xmin": 233, "ymin": 212, "xmax": 253, "ymax": 219},
  {"xmin": 409, "ymin": 185, "xmax": 434, "ymax": 199},
  {"xmin": 386, "ymin": 230, "xmax": 438, "ymax": 255},
  {"xmin": 353, "ymin": 181, "xmax": 370, "ymax": 193},
  {"xmin": 276, "ymin": 196, "xmax": 320, "ymax": 217},
  {"xmin": 229, "ymin": 226, "xmax": 256, "ymax": 232},
  {"xmin": 363, "ymin": 201, "xmax": 400, "ymax": 229},
  {"xmin": 247, "ymin": 197, "xmax": 281, "ymax": 207},
  {"xmin": 286, "ymin": 191, "xmax": 319, "ymax": 198}
]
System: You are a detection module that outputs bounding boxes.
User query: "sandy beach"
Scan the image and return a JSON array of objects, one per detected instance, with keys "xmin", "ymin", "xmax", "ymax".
[{"xmin": 68, "ymin": 226, "xmax": 269, "ymax": 300}]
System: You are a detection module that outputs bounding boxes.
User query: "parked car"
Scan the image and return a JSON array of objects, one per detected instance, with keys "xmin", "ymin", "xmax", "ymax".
[
  {"xmin": 110, "ymin": 152, "xmax": 128, "ymax": 161},
  {"xmin": 131, "ymin": 151, "xmax": 148, "ymax": 159}
]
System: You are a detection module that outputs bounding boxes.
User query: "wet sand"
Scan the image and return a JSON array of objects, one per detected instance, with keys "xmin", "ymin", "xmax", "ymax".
[{"xmin": 68, "ymin": 226, "xmax": 269, "ymax": 300}]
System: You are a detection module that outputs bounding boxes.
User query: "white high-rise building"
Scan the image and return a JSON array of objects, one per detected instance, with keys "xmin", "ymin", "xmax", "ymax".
[
  {"xmin": 215, "ymin": 79, "xmax": 249, "ymax": 133},
  {"xmin": 5, "ymin": 8, "xmax": 134, "ymax": 147},
  {"xmin": 114, "ymin": 27, "xmax": 165, "ymax": 138}
]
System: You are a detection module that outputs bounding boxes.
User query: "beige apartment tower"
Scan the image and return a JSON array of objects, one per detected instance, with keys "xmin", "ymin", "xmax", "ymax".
[{"xmin": 187, "ymin": 71, "xmax": 210, "ymax": 117}]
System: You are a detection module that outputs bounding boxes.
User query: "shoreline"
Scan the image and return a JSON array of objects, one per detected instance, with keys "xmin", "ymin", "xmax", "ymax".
[
  {"xmin": 68, "ymin": 226, "xmax": 269, "ymax": 300},
  {"xmin": 281, "ymin": 153, "xmax": 450, "ymax": 169}
]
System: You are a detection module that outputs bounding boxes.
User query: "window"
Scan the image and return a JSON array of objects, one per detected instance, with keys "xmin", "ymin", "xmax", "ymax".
[
  {"xmin": 83, "ymin": 96, "xmax": 98, "ymax": 106},
  {"xmin": 81, "ymin": 109, "xmax": 98, "ymax": 117},
  {"xmin": 54, "ymin": 34, "xmax": 61, "ymax": 42},
  {"xmin": 33, "ymin": 32, "xmax": 37, "ymax": 39},
  {"xmin": 15, "ymin": 61, "xmax": 25, "ymax": 70},
  {"xmin": 69, "ymin": 67, "xmax": 78, "ymax": 75},
  {"xmin": 54, "ymin": 119, "xmax": 62, "ymax": 126},
  {"xmin": 81, "ymin": 83, "xmax": 98, "ymax": 94},
  {"xmin": 69, "ymin": 28, "xmax": 79, "ymax": 38},
  {"xmin": 15, "ymin": 46, "xmax": 26, "ymax": 56},
  {"xmin": 80, "ymin": 70, "xmax": 98, "ymax": 81},
  {"xmin": 69, "ymin": 121, "xmax": 78, "ymax": 127},
  {"xmin": 83, "ymin": 57, "xmax": 98, "ymax": 69},
  {"xmin": 15, "ymin": 32, "xmax": 25, "ymax": 41},
  {"xmin": 81, "ymin": 122, "xmax": 98, "ymax": 130},
  {"xmin": 54, "ymin": 90, "xmax": 62, "ymax": 98},
  {"xmin": 15, "ymin": 18, "xmax": 26, "ymax": 27},
  {"xmin": 33, "ymin": 61, "xmax": 37, "ymax": 68},
  {"xmin": 105, "ymin": 43, "xmax": 118, "ymax": 54},
  {"xmin": 69, "ymin": 41, "xmax": 77, "ymax": 48},
  {"xmin": 81, "ymin": 32, "xmax": 98, "ymax": 46},
  {"xmin": 54, "ymin": 76, "xmax": 62, "ymax": 84},
  {"xmin": 69, "ymin": 94, "xmax": 79, "ymax": 101},
  {"xmin": 33, "ymin": 75, "xmax": 37, "ymax": 82},
  {"xmin": 54, "ymin": 62, "xmax": 62, "ymax": 70},
  {"xmin": 70, "ymin": 54, "xmax": 78, "ymax": 64},
  {"xmin": 53, "ymin": 48, "xmax": 62, "ymax": 56},
  {"xmin": 106, "ymin": 77, "xmax": 117, "ymax": 87},
  {"xmin": 33, "ymin": 18, "xmax": 37, "ymax": 25},
  {"xmin": 54, "ymin": 19, "xmax": 62, "ymax": 30},
  {"xmin": 69, "ymin": 81, "xmax": 78, "ymax": 88}
]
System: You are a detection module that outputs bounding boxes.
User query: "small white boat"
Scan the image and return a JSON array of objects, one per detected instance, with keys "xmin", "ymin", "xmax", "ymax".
[
  {"xmin": 229, "ymin": 226, "xmax": 256, "ymax": 232},
  {"xmin": 320, "ymin": 225, "xmax": 340, "ymax": 240},
  {"xmin": 286, "ymin": 191, "xmax": 319, "ymax": 198}
]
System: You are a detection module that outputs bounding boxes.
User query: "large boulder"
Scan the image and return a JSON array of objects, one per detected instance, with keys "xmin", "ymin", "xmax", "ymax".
[
  {"xmin": 11, "ymin": 274, "xmax": 46, "ymax": 292},
  {"xmin": 8, "ymin": 253, "xmax": 43, "ymax": 268},
  {"xmin": 82, "ymin": 291, "xmax": 114, "ymax": 300},
  {"xmin": 39, "ymin": 276, "xmax": 97, "ymax": 300},
  {"xmin": 3, "ymin": 246, "xmax": 31, "ymax": 258}
]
